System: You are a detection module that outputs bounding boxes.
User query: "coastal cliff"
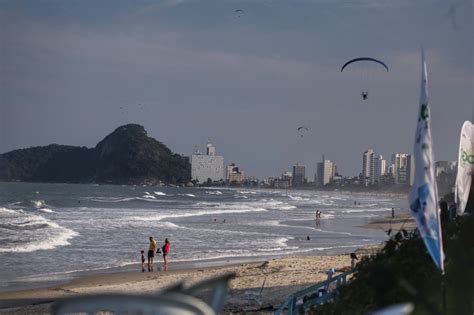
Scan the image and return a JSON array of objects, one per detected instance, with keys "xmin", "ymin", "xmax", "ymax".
[{"xmin": 0, "ymin": 124, "xmax": 191, "ymax": 185}]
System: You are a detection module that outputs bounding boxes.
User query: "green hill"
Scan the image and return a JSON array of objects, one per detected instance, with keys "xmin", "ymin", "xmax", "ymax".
[{"xmin": 0, "ymin": 124, "xmax": 190, "ymax": 185}]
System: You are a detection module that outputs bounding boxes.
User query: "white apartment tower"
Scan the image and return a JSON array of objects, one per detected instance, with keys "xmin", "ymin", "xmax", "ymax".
[
  {"xmin": 317, "ymin": 155, "xmax": 335, "ymax": 186},
  {"xmin": 362, "ymin": 149, "xmax": 374, "ymax": 186},
  {"xmin": 191, "ymin": 142, "xmax": 224, "ymax": 184},
  {"xmin": 373, "ymin": 155, "xmax": 386, "ymax": 185},
  {"xmin": 362, "ymin": 149, "xmax": 385, "ymax": 185},
  {"xmin": 391, "ymin": 153, "xmax": 412, "ymax": 185}
]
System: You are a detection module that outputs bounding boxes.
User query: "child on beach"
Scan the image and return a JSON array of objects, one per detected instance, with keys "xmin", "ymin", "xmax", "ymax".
[
  {"xmin": 140, "ymin": 250, "xmax": 145, "ymax": 272},
  {"xmin": 162, "ymin": 238, "xmax": 171, "ymax": 271}
]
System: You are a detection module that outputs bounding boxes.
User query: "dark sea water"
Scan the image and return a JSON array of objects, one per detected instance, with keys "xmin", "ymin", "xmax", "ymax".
[{"xmin": 0, "ymin": 182, "xmax": 407, "ymax": 292}]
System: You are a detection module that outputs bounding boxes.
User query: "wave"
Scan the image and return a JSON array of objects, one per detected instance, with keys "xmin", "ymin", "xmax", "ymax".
[
  {"xmin": 84, "ymin": 197, "xmax": 137, "ymax": 203},
  {"xmin": 263, "ymin": 200, "xmax": 296, "ymax": 210},
  {"xmin": 31, "ymin": 200, "xmax": 47, "ymax": 209},
  {"xmin": 154, "ymin": 191, "xmax": 167, "ymax": 196},
  {"xmin": 127, "ymin": 207, "xmax": 267, "ymax": 222},
  {"xmin": 0, "ymin": 207, "xmax": 17, "ymax": 214},
  {"xmin": 157, "ymin": 221, "xmax": 182, "ymax": 229},
  {"xmin": 205, "ymin": 191, "xmax": 223, "ymax": 195},
  {"xmin": 39, "ymin": 208, "xmax": 54, "ymax": 213},
  {"xmin": 85, "ymin": 196, "xmax": 172, "ymax": 203},
  {"xmin": 141, "ymin": 195, "xmax": 156, "ymax": 199},
  {"xmin": 0, "ymin": 209, "xmax": 78, "ymax": 253}
]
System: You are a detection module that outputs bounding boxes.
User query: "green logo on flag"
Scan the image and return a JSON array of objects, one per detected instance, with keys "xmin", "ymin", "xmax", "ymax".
[
  {"xmin": 461, "ymin": 149, "xmax": 474, "ymax": 164},
  {"xmin": 420, "ymin": 104, "xmax": 429, "ymax": 120}
]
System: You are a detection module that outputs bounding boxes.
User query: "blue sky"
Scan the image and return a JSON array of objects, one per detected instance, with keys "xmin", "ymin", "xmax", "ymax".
[{"xmin": 0, "ymin": 0, "xmax": 472, "ymax": 177}]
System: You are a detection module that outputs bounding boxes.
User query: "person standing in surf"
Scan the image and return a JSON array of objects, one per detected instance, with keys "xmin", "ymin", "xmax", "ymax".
[
  {"xmin": 162, "ymin": 238, "xmax": 171, "ymax": 271},
  {"xmin": 148, "ymin": 237, "xmax": 157, "ymax": 272}
]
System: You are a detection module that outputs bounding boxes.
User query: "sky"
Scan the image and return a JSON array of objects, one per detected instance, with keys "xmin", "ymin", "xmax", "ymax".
[{"xmin": 0, "ymin": 0, "xmax": 472, "ymax": 178}]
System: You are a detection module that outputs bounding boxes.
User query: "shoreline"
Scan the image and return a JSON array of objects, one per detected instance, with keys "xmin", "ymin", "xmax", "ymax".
[
  {"xmin": 0, "ymin": 246, "xmax": 381, "ymax": 314},
  {"xmin": 362, "ymin": 213, "xmax": 416, "ymax": 231},
  {"xmin": 0, "ymin": 243, "xmax": 368, "ymax": 294}
]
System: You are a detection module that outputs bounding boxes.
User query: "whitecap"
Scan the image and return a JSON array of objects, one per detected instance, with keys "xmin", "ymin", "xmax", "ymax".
[
  {"xmin": 141, "ymin": 195, "xmax": 156, "ymax": 199},
  {"xmin": 127, "ymin": 207, "xmax": 267, "ymax": 222},
  {"xmin": 39, "ymin": 208, "xmax": 54, "ymax": 213},
  {"xmin": 0, "ymin": 213, "xmax": 78, "ymax": 253},
  {"xmin": 31, "ymin": 200, "xmax": 47, "ymax": 209},
  {"xmin": 154, "ymin": 192, "xmax": 167, "ymax": 196},
  {"xmin": 0, "ymin": 207, "xmax": 18, "ymax": 214},
  {"xmin": 206, "ymin": 191, "xmax": 223, "ymax": 195}
]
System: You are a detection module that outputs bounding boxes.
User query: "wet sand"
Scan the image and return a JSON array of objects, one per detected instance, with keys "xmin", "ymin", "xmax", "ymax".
[{"xmin": 362, "ymin": 212, "xmax": 416, "ymax": 231}]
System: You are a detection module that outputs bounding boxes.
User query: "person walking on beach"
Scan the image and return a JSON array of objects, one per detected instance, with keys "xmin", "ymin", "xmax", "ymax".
[
  {"xmin": 391, "ymin": 207, "xmax": 395, "ymax": 218},
  {"xmin": 162, "ymin": 238, "xmax": 171, "ymax": 271},
  {"xmin": 140, "ymin": 250, "xmax": 145, "ymax": 272},
  {"xmin": 148, "ymin": 237, "xmax": 157, "ymax": 272}
]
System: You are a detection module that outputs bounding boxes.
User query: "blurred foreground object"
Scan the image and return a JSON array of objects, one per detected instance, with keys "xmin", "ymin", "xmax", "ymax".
[
  {"xmin": 52, "ymin": 273, "xmax": 234, "ymax": 315},
  {"xmin": 369, "ymin": 303, "xmax": 414, "ymax": 315}
]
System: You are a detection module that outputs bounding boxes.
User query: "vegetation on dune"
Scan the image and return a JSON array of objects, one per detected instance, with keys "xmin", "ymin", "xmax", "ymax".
[
  {"xmin": 0, "ymin": 124, "xmax": 191, "ymax": 185},
  {"xmin": 311, "ymin": 211, "xmax": 474, "ymax": 315}
]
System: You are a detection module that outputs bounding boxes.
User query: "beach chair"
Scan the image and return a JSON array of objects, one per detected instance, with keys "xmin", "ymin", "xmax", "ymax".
[
  {"xmin": 243, "ymin": 278, "xmax": 266, "ymax": 306},
  {"xmin": 52, "ymin": 273, "xmax": 235, "ymax": 315}
]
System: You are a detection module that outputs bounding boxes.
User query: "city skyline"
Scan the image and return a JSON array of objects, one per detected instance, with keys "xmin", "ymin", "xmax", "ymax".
[{"xmin": 1, "ymin": 1, "xmax": 471, "ymax": 178}]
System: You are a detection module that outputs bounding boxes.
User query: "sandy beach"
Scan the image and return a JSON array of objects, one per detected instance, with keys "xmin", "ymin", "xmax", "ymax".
[{"xmin": 0, "ymin": 248, "xmax": 381, "ymax": 315}]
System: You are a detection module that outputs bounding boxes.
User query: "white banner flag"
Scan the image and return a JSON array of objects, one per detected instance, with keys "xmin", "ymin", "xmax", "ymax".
[
  {"xmin": 408, "ymin": 49, "xmax": 444, "ymax": 273},
  {"xmin": 455, "ymin": 121, "xmax": 473, "ymax": 215}
]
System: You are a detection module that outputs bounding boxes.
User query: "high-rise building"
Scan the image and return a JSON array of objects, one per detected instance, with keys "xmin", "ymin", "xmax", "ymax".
[
  {"xmin": 191, "ymin": 142, "xmax": 224, "ymax": 184},
  {"xmin": 292, "ymin": 164, "xmax": 306, "ymax": 187},
  {"xmin": 391, "ymin": 153, "xmax": 413, "ymax": 185},
  {"xmin": 362, "ymin": 149, "xmax": 374, "ymax": 186},
  {"xmin": 373, "ymin": 155, "xmax": 386, "ymax": 185},
  {"xmin": 317, "ymin": 155, "xmax": 335, "ymax": 186},
  {"xmin": 362, "ymin": 150, "xmax": 386, "ymax": 185},
  {"xmin": 206, "ymin": 142, "xmax": 216, "ymax": 156},
  {"xmin": 226, "ymin": 163, "xmax": 245, "ymax": 185}
]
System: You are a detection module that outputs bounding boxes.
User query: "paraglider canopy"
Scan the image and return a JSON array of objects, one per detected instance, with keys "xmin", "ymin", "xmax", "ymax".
[
  {"xmin": 297, "ymin": 126, "xmax": 309, "ymax": 137},
  {"xmin": 340, "ymin": 57, "xmax": 389, "ymax": 72},
  {"xmin": 341, "ymin": 57, "xmax": 388, "ymax": 100},
  {"xmin": 234, "ymin": 9, "xmax": 244, "ymax": 17}
]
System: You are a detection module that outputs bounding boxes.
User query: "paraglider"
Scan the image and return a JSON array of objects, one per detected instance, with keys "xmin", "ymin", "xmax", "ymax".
[
  {"xmin": 297, "ymin": 126, "xmax": 309, "ymax": 137},
  {"xmin": 340, "ymin": 57, "xmax": 389, "ymax": 73},
  {"xmin": 341, "ymin": 57, "xmax": 389, "ymax": 100},
  {"xmin": 234, "ymin": 9, "xmax": 243, "ymax": 17}
]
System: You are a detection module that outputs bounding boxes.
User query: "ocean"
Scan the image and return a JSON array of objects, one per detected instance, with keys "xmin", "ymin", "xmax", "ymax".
[{"xmin": 0, "ymin": 182, "xmax": 406, "ymax": 292}]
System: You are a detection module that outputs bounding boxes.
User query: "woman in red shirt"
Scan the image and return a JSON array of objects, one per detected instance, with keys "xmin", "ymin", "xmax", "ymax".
[{"xmin": 162, "ymin": 238, "xmax": 171, "ymax": 271}]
